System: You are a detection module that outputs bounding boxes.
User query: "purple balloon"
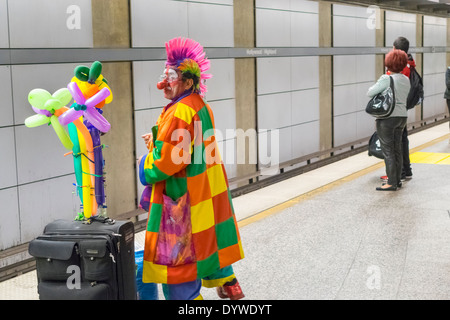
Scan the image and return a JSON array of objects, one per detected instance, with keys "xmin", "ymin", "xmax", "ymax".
[
  {"xmin": 85, "ymin": 107, "xmax": 111, "ymax": 133},
  {"xmin": 58, "ymin": 82, "xmax": 111, "ymax": 133},
  {"xmin": 58, "ymin": 104, "xmax": 83, "ymax": 126},
  {"xmin": 68, "ymin": 81, "xmax": 85, "ymax": 103},
  {"xmin": 32, "ymin": 106, "xmax": 51, "ymax": 117},
  {"xmin": 85, "ymin": 87, "xmax": 110, "ymax": 107},
  {"xmin": 86, "ymin": 120, "xmax": 105, "ymax": 206}
]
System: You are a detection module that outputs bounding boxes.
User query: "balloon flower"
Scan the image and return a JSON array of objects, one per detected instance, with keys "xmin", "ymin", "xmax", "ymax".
[
  {"xmin": 59, "ymin": 81, "xmax": 111, "ymax": 133},
  {"xmin": 25, "ymin": 88, "xmax": 73, "ymax": 150},
  {"xmin": 73, "ymin": 61, "xmax": 113, "ymax": 106}
]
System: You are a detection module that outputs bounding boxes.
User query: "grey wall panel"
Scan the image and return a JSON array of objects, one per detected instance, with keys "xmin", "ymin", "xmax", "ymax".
[
  {"xmin": 333, "ymin": 52, "xmax": 376, "ymax": 145},
  {"xmin": 334, "ymin": 113, "xmax": 357, "ymax": 147},
  {"xmin": 15, "ymin": 125, "xmax": 73, "ymax": 185},
  {"xmin": 131, "ymin": 0, "xmax": 233, "ymax": 48},
  {"xmin": 257, "ymin": 57, "xmax": 291, "ymax": 95},
  {"xmin": 334, "ymin": 84, "xmax": 357, "ymax": 117},
  {"xmin": 8, "ymin": 0, "xmax": 93, "ymax": 48},
  {"xmin": 11, "ymin": 63, "xmax": 79, "ymax": 126},
  {"xmin": 187, "ymin": 2, "xmax": 234, "ymax": 48},
  {"xmin": 0, "ymin": 187, "xmax": 20, "ymax": 250},
  {"xmin": 423, "ymin": 16, "xmax": 447, "ymax": 47},
  {"xmin": 0, "ymin": 65, "xmax": 13, "ymax": 127},
  {"xmin": 206, "ymin": 59, "xmax": 235, "ymax": 101},
  {"xmin": 188, "ymin": 0, "xmax": 232, "ymax": 4},
  {"xmin": 356, "ymin": 111, "xmax": 375, "ymax": 139},
  {"xmin": 423, "ymin": 15, "xmax": 447, "ymax": 120},
  {"xmin": 333, "ymin": 4, "xmax": 376, "ymax": 48},
  {"xmin": 0, "ymin": 127, "xmax": 17, "ymax": 189},
  {"xmin": 258, "ymin": 127, "xmax": 291, "ymax": 166},
  {"xmin": 256, "ymin": 0, "xmax": 290, "ymax": 10},
  {"xmin": 385, "ymin": 11, "xmax": 417, "ymax": 48},
  {"xmin": 256, "ymin": 9, "xmax": 291, "ymax": 47},
  {"xmin": 208, "ymin": 98, "xmax": 236, "ymax": 141},
  {"xmin": 291, "ymin": 89, "xmax": 319, "ymax": 125},
  {"xmin": 18, "ymin": 175, "xmax": 76, "ymax": 243},
  {"xmin": 256, "ymin": 4, "xmax": 319, "ymax": 48},
  {"xmin": 0, "ymin": 0, "xmax": 9, "ymax": 48},
  {"xmin": 290, "ymin": 11, "xmax": 319, "ymax": 47},
  {"xmin": 257, "ymin": 92, "xmax": 292, "ymax": 130},
  {"xmin": 291, "ymin": 121, "xmax": 319, "ymax": 159},
  {"xmin": 131, "ymin": 0, "xmax": 188, "ymax": 48},
  {"xmin": 291, "ymin": 56, "xmax": 319, "ymax": 91},
  {"xmin": 132, "ymin": 60, "xmax": 167, "ymax": 110}
]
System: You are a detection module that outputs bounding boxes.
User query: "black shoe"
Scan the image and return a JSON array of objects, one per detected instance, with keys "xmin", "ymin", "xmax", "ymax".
[
  {"xmin": 376, "ymin": 185, "xmax": 397, "ymax": 191},
  {"xmin": 397, "ymin": 182, "xmax": 402, "ymax": 188}
]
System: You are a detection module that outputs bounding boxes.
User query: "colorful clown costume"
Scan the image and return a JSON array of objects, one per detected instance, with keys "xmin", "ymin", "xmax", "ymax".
[{"xmin": 138, "ymin": 93, "xmax": 244, "ymax": 286}]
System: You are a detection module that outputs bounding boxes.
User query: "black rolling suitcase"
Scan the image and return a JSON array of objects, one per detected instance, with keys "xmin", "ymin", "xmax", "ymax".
[{"xmin": 28, "ymin": 217, "xmax": 137, "ymax": 300}]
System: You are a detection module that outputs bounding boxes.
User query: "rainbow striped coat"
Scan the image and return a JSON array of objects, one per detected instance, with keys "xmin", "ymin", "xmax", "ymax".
[{"xmin": 139, "ymin": 93, "xmax": 244, "ymax": 284}]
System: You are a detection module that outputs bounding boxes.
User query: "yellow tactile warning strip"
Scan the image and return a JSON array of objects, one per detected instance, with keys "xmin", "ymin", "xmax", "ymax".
[
  {"xmin": 410, "ymin": 152, "xmax": 450, "ymax": 165},
  {"xmin": 237, "ymin": 133, "xmax": 450, "ymax": 228}
]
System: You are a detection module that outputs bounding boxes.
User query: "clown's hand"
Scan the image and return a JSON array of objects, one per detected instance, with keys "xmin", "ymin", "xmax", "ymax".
[{"xmin": 141, "ymin": 132, "xmax": 153, "ymax": 149}]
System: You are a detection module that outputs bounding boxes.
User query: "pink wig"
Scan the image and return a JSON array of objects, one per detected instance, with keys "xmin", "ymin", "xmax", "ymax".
[{"xmin": 165, "ymin": 37, "xmax": 212, "ymax": 96}]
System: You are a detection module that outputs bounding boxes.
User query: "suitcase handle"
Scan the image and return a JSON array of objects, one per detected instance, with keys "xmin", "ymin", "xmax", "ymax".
[{"xmin": 84, "ymin": 215, "xmax": 116, "ymax": 225}]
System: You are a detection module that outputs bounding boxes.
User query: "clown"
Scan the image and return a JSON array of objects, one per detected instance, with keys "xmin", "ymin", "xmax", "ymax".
[{"xmin": 138, "ymin": 37, "xmax": 245, "ymax": 300}]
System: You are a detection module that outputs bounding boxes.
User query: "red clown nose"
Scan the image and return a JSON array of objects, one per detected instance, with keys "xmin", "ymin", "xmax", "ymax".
[{"xmin": 157, "ymin": 80, "xmax": 168, "ymax": 90}]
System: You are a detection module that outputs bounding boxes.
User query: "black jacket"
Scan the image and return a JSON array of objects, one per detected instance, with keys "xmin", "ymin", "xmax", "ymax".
[{"xmin": 445, "ymin": 67, "xmax": 450, "ymax": 99}]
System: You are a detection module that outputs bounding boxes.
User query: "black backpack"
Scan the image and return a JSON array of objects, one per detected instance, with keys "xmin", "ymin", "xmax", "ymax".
[{"xmin": 406, "ymin": 66, "xmax": 424, "ymax": 110}]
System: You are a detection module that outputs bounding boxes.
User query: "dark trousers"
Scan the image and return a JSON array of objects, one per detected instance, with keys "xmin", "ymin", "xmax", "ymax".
[
  {"xmin": 447, "ymin": 100, "xmax": 450, "ymax": 127},
  {"xmin": 402, "ymin": 127, "xmax": 412, "ymax": 176},
  {"xmin": 376, "ymin": 117, "xmax": 407, "ymax": 186}
]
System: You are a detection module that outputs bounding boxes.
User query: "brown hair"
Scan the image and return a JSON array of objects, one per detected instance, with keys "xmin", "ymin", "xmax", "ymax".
[{"xmin": 385, "ymin": 49, "xmax": 408, "ymax": 73}]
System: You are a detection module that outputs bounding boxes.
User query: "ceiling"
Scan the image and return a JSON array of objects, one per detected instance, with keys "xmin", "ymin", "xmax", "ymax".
[{"xmin": 320, "ymin": 0, "xmax": 450, "ymax": 17}]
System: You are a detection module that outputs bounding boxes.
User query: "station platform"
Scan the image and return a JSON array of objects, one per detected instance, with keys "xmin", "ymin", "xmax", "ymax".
[{"xmin": 1, "ymin": 122, "xmax": 450, "ymax": 300}]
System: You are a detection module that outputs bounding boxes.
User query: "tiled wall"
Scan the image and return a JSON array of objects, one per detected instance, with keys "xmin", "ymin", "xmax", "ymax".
[
  {"xmin": 130, "ymin": 0, "xmax": 234, "ymax": 48},
  {"xmin": 385, "ymin": 11, "xmax": 418, "ymax": 124},
  {"xmin": 255, "ymin": 0, "xmax": 320, "ymax": 166},
  {"xmin": 423, "ymin": 16, "xmax": 447, "ymax": 120},
  {"xmin": 332, "ymin": 4, "xmax": 376, "ymax": 147}
]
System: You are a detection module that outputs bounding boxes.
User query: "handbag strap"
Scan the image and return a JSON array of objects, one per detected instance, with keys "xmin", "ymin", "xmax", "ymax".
[{"xmin": 389, "ymin": 75, "xmax": 396, "ymax": 109}]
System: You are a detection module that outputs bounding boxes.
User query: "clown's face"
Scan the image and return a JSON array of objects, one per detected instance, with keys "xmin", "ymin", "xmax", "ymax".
[{"xmin": 157, "ymin": 66, "xmax": 190, "ymax": 100}]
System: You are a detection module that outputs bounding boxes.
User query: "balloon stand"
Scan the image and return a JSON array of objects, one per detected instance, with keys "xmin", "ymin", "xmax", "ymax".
[{"xmin": 25, "ymin": 61, "xmax": 113, "ymax": 221}]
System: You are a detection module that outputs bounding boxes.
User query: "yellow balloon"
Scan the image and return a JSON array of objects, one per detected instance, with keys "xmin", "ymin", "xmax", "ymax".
[
  {"xmin": 77, "ymin": 128, "xmax": 92, "ymax": 218},
  {"xmin": 70, "ymin": 76, "xmax": 113, "ymax": 105},
  {"xmin": 72, "ymin": 118, "xmax": 97, "ymax": 217}
]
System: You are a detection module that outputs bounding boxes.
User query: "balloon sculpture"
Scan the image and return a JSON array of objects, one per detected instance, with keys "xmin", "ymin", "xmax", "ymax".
[
  {"xmin": 25, "ymin": 88, "xmax": 74, "ymax": 150},
  {"xmin": 25, "ymin": 61, "xmax": 113, "ymax": 220}
]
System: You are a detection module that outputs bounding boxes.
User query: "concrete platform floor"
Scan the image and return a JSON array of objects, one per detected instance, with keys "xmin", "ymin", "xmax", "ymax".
[{"xmin": 1, "ymin": 123, "xmax": 450, "ymax": 300}]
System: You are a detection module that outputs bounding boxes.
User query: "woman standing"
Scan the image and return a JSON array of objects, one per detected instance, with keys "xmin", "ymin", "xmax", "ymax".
[
  {"xmin": 444, "ymin": 66, "xmax": 450, "ymax": 124},
  {"xmin": 368, "ymin": 49, "xmax": 410, "ymax": 191}
]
